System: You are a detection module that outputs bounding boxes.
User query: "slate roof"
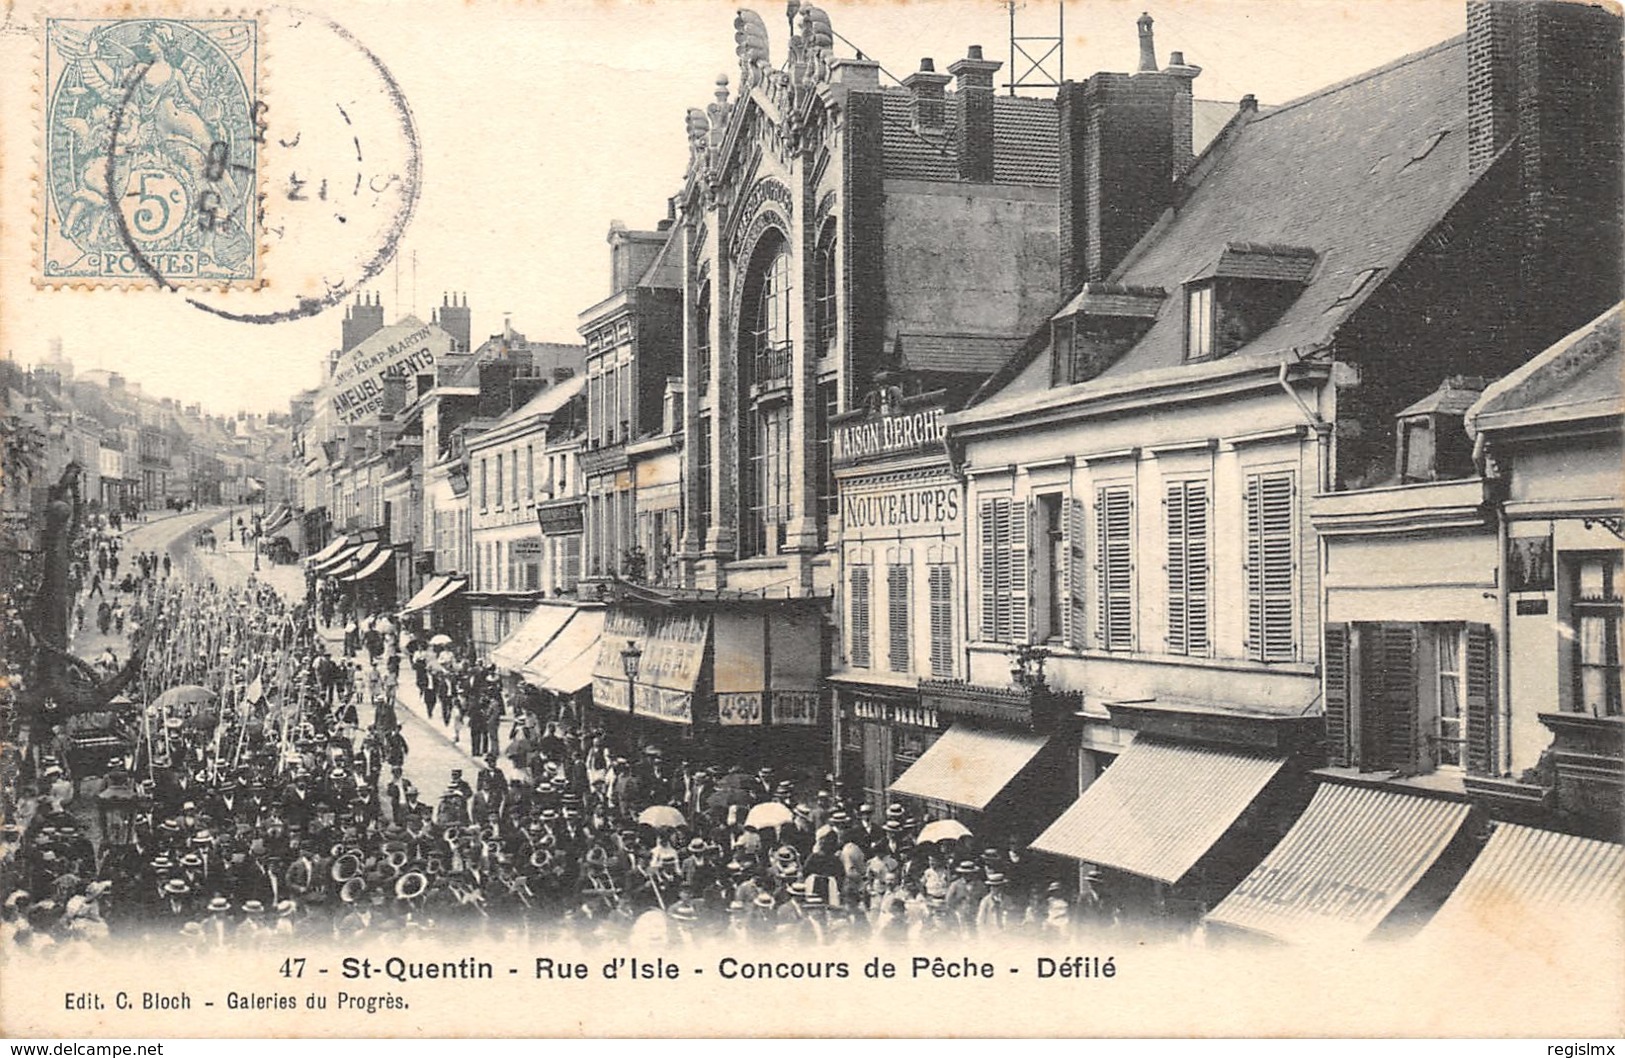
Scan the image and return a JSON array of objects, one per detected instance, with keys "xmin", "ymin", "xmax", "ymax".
[
  {"xmin": 1467, "ymin": 304, "xmax": 1624, "ymax": 435},
  {"xmin": 1042, "ymin": 36, "xmax": 1475, "ymax": 387},
  {"xmin": 897, "ymin": 332, "xmax": 1027, "ymax": 374}
]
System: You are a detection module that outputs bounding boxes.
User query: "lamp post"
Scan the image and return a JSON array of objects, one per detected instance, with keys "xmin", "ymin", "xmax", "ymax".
[{"xmin": 621, "ymin": 639, "xmax": 642, "ymax": 719}]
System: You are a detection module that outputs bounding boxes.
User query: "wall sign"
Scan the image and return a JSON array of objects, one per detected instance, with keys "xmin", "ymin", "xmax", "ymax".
[{"xmin": 833, "ymin": 406, "xmax": 946, "ymax": 464}]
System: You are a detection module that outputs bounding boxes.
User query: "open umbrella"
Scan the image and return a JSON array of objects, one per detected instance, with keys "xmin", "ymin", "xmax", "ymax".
[
  {"xmin": 429, "ymin": 634, "xmax": 453, "ymax": 648},
  {"xmin": 705, "ymin": 786, "xmax": 756, "ymax": 813},
  {"xmin": 152, "ymin": 685, "xmax": 217, "ymax": 711},
  {"xmin": 917, "ymin": 819, "xmax": 972, "ymax": 844},
  {"xmin": 745, "ymin": 801, "xmax": 793, "ymax": 830},
  {"xmin": 637, "ymin": 805, "xmax": 687, "ymax": 830}
]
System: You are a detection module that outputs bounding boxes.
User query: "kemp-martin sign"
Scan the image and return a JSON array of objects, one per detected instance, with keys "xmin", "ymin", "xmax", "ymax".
[
  {"xmin": 832, "ymin": 405, "xmax": 946, "ymax": 465},
  {"xmin": 327, "ymin": 316, "xmax": 452, "ymax": 424}
]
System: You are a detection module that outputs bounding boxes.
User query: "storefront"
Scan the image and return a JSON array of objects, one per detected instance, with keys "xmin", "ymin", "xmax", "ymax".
[
  {"xmin": 398, "ymin": 572, "xmax": 469, "ymax": 637},
  {"xmin": 520, "ymin": 604, "xmax": 606, "ymax": 725}
]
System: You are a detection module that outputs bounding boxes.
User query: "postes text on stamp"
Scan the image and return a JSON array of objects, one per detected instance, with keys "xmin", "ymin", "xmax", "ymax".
[{"xmin": 43, "ymin": 17, "xmax": 260, "ymax": 286}]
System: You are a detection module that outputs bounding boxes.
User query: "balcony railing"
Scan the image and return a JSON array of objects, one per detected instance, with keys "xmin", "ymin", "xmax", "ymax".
[{"xmin": 754, "ymin": 339, "xmax": 792, "ymax": 387}]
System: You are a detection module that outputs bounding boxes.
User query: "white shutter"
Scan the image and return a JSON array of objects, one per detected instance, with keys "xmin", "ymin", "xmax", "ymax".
[
  {"xmin": 1166, "ymin": 482, "xmax": 1188, "ymax": 655},
  {"xmin": 1096, "ymin": 486, "xmax": 1134, "ymax": 651},
  {"xmin": 1166, "ymin": 481, "xmax": 1210, "ymax": 656},
  {"xmin": 992, "ymin": 498, "xmax": 1013, "ymax": 642},
  {"xmin": 979, "ymin": 499, "xmax": 998, "ymax": 642},
  {"xmin": 1063, "ymin": 496, "xmax": 1087, "ymax": 648},
  {"xmin": 1008, "ymin": 498, "xmax": 1031, "ymax": 645},
  {"xmin": 1245, "ymin": 472, "xmax": 1294, "ymax": 662}
]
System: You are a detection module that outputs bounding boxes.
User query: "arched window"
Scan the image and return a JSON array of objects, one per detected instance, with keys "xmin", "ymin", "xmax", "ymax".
[
  {"xmin": 738, "ymin": 233, "xmax": 794, "ymax": 558},
  {"xmin": 814, "ymin": 225, "xmax": 837, "ymax": 359},
  {"xmin": 694, "ymin": 282, "xmax": 712, "ymax": 391}
]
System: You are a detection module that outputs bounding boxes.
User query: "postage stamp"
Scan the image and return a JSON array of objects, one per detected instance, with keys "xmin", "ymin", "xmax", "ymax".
[{"xmin": 41, "ymin": 17, "xmax": 261, "ymax": 286}]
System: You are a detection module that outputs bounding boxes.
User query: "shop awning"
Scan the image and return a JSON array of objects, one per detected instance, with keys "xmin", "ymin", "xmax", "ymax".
[
  {"xmin": 1421, "ymin": 823, "xmax": 1624, "ymax": 943},
  {"xmin": 323, "ymin": 540, "xmax": 380, "ymax": 578},
  {"xmin": 1029, "ymin": 736, "xmax": 1286, "ymax": 885},
  {"xmin": 306, "ymin": 535, "xmax": 350, "ymax": 565},
  {"xmin": 889, "ymin": 723, "xmax": 1050, "ymax": 812},
  {"xmin": 523, "ymin": 609, "xmax": 604, "ymax": 694},
  {"xmin": 401, "ymin": 575, "xmax": 450, "ymax": 615},
  {"xmin": 1204, "ymin": 783, "xmax": 1470, "ymax": 945},
  {"xmin": 263, "ymin": 506, "xmax": 293, "ymax": 534},
  {"xmin": 489, "ymin": 603, "xmax": 576, "ymax": 672},
  {"xmin": 430, "ymin": 576, "xmax": 468, "ymax": 605},
  {"xmin": 590, "ymin": 610, "xmax": 707, "ymax": 724},
  {"xmin": 340, "ymin": 547, "xmax": 394, "ymax": 582}
]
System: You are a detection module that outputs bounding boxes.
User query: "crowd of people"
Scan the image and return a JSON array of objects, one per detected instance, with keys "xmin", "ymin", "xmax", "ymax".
[{"xmin": 3, "ymin": 519, "xmax": 1111, "ymax": 956}]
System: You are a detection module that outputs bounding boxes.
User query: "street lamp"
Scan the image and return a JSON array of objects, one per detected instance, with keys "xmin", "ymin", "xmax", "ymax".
[{"xmin": 621, "ymin": 639, "xmax": 642, "ymax": 718}]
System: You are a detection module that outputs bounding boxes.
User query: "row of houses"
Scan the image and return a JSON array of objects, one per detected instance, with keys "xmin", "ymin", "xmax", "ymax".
[
  {"xmin": 1, "ymin": 345, "xmax": 294, "ymax": 535},
  {"xmin": 291, "ymin": 2, "xmax": 1623, "ymax": 944}
]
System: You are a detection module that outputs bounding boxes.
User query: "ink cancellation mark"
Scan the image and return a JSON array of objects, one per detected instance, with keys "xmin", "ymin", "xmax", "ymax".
[{"xmin": 42, "ymin": 17, "xmax": 261, "ymax": 286}]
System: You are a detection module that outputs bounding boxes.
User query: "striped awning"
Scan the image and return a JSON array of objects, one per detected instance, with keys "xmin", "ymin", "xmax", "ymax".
[
  {"xmin": 400, "ymin": 575, "xmax": 450, "ymax": 615},
  {"xmin": 340, "ymin": 547, "xmax": 394, "ymax": 582},
  {"xmin": 305, "ymin": 535, "xmax": 350, "ymax": 565},
  {"xmin": 1030, "ymin": 736, "xmax": 1285, "ymax": 884},
  {"xmin": 889, "ymin": 723, "xmax": 1050, "ymax": 812},
  {"xmin": 262, "ymin": 506, "xmax": 293, "ymax": 534},
  {"xmin": 489, "ymin": 603, "xmax": 575, "ymax": 672},
  {"xmin": 429, "ymin": 576, "xmax": 468, "ymax": 605},
  {"xmin": 1422, "ymin": 823, "xmax": 1624, "ymax": 943},
  {"xmin": 523, "ymin": 608, "xmax": 605, "ymax": 695},
  {"xmin": 322, "ymin": 540, "xmax": 380, "ymax": 578},
  {"xmin": 1204, "ymin": 783, "xmax": 1470, "ymax": 945}
]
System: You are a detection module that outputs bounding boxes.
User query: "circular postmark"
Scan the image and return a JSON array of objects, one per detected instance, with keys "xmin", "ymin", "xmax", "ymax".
[{"xmin": 81, "ymin": 6, "xmax": 421, "ymax": 324}]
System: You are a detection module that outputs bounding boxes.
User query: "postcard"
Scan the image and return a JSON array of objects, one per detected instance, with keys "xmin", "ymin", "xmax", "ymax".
[{"xmin": 2, "ymin": 0, "xmax": 1622, "ymax": 1040}]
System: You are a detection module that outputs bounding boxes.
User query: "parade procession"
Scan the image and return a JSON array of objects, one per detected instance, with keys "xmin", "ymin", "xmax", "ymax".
[{"xmin": 3, "ymin": 0, "xmax": 1624, "ymax": 980}]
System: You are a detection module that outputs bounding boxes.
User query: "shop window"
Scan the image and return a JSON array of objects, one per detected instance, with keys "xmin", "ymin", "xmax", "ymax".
[
  {"xmin": 1095, "ymin": 485, "xmax": 1134, "ymax": 651},
  {"xmin": 1245, "ymin": 472, "xmax": 1295, "ymax": 662},
  {"xmin": 1166, "ymin": 479, "xmax": 1210, "ymax": 657},
  {"xmin": 1570, "ymin": 552, "xmax": 1623, "ymax": 718},
  {"xmin": 1325, "ymin": 622, "xmax": 1495, "ymax": 775},
  {"xmin": 888, "ymin": 563, "xmax": 911, "ymax": 673},
  {"xmin": 977, "ymin": 496, "xmax": 1029, "ymax": 645}
]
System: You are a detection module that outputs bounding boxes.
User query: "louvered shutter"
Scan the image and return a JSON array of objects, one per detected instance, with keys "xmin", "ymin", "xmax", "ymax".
[
  {"xmin": 1096, "ymin": 486, "xmax": 1133, "ymax": 650},
  {"xmin": 1186, "ymin": 483, "xmax": 1209, "ymax": 655},
  {"xmin": 979, "ymin": 499, "xmax": 997, "ymax": 642},
  {"xmin": 929, "ymin": 565, "xmax": 954, "ymax": 677},
  {"xmin": 1246, "ymin": 473, "xmax": 1296, "ymax": 662},
  {"xmin": 1464, "ymin": 622, "xmax": 1496, "ymax": 776},
  {"xmin": 992, "ymin": 498, "xmax": 1012, "ymax": 642},
  {"xmin": 1167, "ymin": 483, "xmax": 1187, "ymax": 654},
  {"xmin": 1378, "ymin": 622, "xmax": 1421, "ymax": 774},
  {"xmin": 849, "ymin": 565, "xmax": 871, "ymax": 668},
  {"xmin": 1066, "ymin": 497, "xmax": 1087, "ymax": 648},
  {"xmin": 1008, "ymin": 499, "xmax": 1031, "ymax": 644},
  {"xmin": 1324, "ymin": 622, "xmax": 1352, "ymax": 767},
  {"xmin": 888, "ymin": 563, "xmax": 911, "ymax": 672}
]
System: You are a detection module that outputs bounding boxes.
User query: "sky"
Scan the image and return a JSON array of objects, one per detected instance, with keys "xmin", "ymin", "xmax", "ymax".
[{"xmin": 0, "ymin": 0, "xmax": 1465, "ymax": 417}]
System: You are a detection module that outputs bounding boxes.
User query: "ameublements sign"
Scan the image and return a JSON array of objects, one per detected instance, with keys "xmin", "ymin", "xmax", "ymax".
[
  {"xmin": 833, "ymin": 406, "xmax": 946, "ymax": 464},
  {"xmin": 327, "ymin": 316, "xmax": 451, "ymax": 424}
]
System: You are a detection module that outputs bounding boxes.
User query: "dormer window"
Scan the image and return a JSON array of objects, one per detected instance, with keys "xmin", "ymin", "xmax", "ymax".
[
  {"xmin": 1395, "ymin": 375, "xmax": 1488, "ymax": 483},
  {"xmin": 1185, "ymin": 284, "xmax": 1215, "ymax": 360}
]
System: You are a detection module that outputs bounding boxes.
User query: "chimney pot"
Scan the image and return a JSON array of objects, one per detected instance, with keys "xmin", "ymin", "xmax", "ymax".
[
  {"xmin": 1240, "ymin": 93, "xmax": 1258, "ymax": 112},
  {"xmin": 1169, "ymin": 50, "xmax": 1184, "ymax": 65},
  {"xmin": 968, "ymin": 44, "xmax": 983, "ymax": 60},
  {"xmin": 1138, "ymin": 12, "xmax": 1157, "ymax": 72},
  {"xmin": 920, "ymin": 57, "xmax": 936, "ymax": 72}
]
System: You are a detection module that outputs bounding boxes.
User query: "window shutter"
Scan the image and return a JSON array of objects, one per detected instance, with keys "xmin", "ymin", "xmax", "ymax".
[
  {"xmin": 992, "ymin": 498, "xmax": 1013, "ymax": 642},
  {"xmin": 850, "ymin": 565, "xmax": 871, "ymax": 668},
  {"xmin": 979, "ymin": 500, "xmax": 997, "ymax": 642},
  {"xmin": 888, "ymin": 563, "xmax": 911, "ymax": 672},
  {"xmin": 1008, "ymin": 499, "xmax": 1030, "ymax": 644},
  {"xmin": 1324, "ymin": 622, "xmax": 1352, "ymax": 768},
  {"xmin": 929, "ymin": 565, "xmax": 954, "ymax": 677},
  {"xmin": 1065, "ymin": 496, "xmax": 1087, "ymax": 648},
  {"xmin": 1246, "ymin": 473, "xmax": 1295, "ymax": 662},
  {"xmin": 1464, "ymin": 622, "xmax": 1496, "ymax": 776},
  {"xmin": 1378, "ymin": 622, "xmax": 1422, "ymax": 773},
  {"xmin": 1167, "ymin": 482, "xmax": 1188, "ymax": 655},
  {"xmin": 1096, "ymin": 486, "xmax": 1133, "ymax": 650}
]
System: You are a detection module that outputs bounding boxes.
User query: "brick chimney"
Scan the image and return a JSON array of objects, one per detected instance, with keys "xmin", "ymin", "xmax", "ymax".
[
  {"xmin": 509, "ymin": 375, "xmax": 548, "ymax": 412},
  {"xmin": 477, "ymin": 360, "xmax": 517, "ymax": 420},
  {"xmin": 1468, "ymin": 1, "xmax": 1622, "ymax": 324},
  {"xmin": 1058, "ymin": 51, "xmax": 1181, "ymax": 294},
  {"xmin": 904, "ymin": 58, "xmax": 951, "ymax": 132},
  {"xmin": 435, "ymin": 293, "xmax": 472, "ymax": 353},
  {"xmin": 949, "ymin": 45, "xmax": 1002, "ymax": 183},
  {"xmin": 1162, "ymin": 50, "xmax": 1202, "ymax": 179},
  {"xmin": 342, "ymin": 292, "xmax": 385, "ymax": 353}
]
